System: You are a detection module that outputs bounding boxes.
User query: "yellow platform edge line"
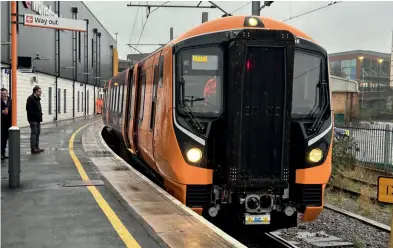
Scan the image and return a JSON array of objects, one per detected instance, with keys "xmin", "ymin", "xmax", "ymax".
[{"xmin": 68, "ymin": 122, "xmax": 141, "ymax": 248}]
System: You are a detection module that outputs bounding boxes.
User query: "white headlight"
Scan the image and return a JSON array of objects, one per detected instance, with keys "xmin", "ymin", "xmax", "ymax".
[{"xmin": 187, "ymin": 148, "xmax": 202, "ymax": 163}]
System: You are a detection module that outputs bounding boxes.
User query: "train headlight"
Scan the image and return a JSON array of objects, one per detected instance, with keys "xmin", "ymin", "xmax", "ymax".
[
  {"xmin": 248, "ymin": 17, "xmax": 258, "ymax": 27},
  {"xmin": 187, "ymin": 148, "xmax": 202, "ymax": 163},
  {"xmin": 308, "ymin": 148, "xmax": 323, "ymax": 163}
]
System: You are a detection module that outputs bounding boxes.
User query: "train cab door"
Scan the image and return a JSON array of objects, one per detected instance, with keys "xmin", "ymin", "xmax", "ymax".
[{"xmin": 127, "ymin": 66, "xmax": 139, "ymax": 153}]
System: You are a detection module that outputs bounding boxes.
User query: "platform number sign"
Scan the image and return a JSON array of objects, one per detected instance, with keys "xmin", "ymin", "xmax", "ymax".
[{"xmin": 377, "ymin": 176, "xmax": 393, "ymax": 248}]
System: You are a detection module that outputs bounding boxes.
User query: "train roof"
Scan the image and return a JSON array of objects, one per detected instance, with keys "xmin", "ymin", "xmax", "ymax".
[
  {"xmin": 172, "ymin": 15, "xmax": 315, "ymax": 45},
  {"xmin": 107, "ymin": 16, "xmax": 317, "ymax": 78}
]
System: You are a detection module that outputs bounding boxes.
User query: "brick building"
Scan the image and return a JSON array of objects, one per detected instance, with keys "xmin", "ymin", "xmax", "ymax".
[{"xmin": 330, "ymin": 76, "xmax": 359, "ymax": 123}]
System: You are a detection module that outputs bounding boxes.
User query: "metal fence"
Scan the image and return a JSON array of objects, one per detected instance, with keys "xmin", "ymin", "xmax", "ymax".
[{"xmin": 335, "ymin": 122, "xmax": 393, "ymax": 172}]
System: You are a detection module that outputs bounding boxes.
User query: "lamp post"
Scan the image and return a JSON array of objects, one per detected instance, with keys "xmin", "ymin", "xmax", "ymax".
[{"xmin": 378, "ymin": 59, "xmax": 384, "ymax": 91}]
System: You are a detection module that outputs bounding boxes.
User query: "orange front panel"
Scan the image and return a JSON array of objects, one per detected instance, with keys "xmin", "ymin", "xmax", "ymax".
[
  {"xmin": 153, "ymin": 48, "xmax": 213, "ymax": 185},
  {"xmin": 295, "ymin": 142, "xmax": 333, "ymax": 185}
]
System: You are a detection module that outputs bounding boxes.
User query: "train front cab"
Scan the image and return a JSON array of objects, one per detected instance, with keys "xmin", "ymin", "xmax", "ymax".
[{"xmin": 158, "ymin": 16, "xmax": 333, "ymax": 228}]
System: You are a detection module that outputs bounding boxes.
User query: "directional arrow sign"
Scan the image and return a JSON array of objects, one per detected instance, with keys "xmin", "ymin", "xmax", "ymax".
[{"xmin": 23, "ymin": 14, "xmax": 87, "ymax": 32}]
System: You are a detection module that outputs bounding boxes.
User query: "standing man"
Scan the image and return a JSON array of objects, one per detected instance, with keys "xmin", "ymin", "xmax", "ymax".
[
  {"xmin": 1, "ymin": 88, "xmax": 12, "ymax": 160},
  {"xmin": 26, "ymin": 86, "xmax": 44, "ymax": 154}
]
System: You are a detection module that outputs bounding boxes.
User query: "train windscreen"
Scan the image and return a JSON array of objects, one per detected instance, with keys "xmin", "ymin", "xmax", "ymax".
[
  {"xmin": 176, "ymin": 46, "xmax": 224, "ymax": 118},
  {"xmin": 292, "ymin": 50, "xmax": 324, "ymax": 118}
]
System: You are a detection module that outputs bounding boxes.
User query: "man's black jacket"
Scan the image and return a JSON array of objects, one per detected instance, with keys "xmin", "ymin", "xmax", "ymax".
[
  {"xmin": 1, "ymin": 98, "xmax": 12, "ymax": 129},
  {"xmin": 26, "ymin": 94, "xmax": 43, "ymax": 123}
]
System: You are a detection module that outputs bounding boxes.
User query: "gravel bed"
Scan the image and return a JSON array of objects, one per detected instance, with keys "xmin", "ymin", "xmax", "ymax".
[
  {"xmin": 325, "ymin": 188, "xmax": 392, "ymax": 226},
  {"xmin": 279, "ymin": 208, "xmax": 389, "ymax": 248}
]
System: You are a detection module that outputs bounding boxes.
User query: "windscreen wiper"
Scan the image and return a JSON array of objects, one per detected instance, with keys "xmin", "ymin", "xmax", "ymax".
[
  {"xmin": 179, "ymin": 80, "xmax": 205, "ymax": 133},
  {"xmin": 307, "ymin": 61, "xmax": 329, "ymax": 135}
]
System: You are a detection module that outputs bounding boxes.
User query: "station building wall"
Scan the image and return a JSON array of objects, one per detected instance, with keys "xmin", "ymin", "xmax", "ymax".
[{"xmin": 1, "ymin": 64, "xmax": 102, "ymax": 127}]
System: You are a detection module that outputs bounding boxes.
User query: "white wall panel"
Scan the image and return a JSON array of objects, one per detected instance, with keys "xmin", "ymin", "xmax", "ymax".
[
  {"xmin": 57, "ymin": 78, "xmax": 74, "ymax": 120},
  {"xmin": 74, "ymin": 83, "xmax": 85, "ymax": 117}
]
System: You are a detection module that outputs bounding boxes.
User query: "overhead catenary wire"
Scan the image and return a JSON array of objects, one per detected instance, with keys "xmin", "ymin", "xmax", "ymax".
[
  {"xmin": 231, "ymin": 2, "xmax": 251, "ymax": 14},
  {"xmin": 135, "ymin": 15, "xmax": 149, "ymax": 51},
  {"xmin": 128, "ymin": 1, "xmax": 140, "ymax": 54},
  {"xmin": 282, "ymin": 1, "xmax": 342, "ymax": 22}
]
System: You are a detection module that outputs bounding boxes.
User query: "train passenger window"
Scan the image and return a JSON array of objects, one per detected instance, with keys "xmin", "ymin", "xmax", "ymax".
[
  {"xmin": 111, "ymin": 87, "xmax": 115, "ymax": 111},
  {"xmin": 115, "ymin": 86, "xmax": 119, "ymax": 113},
  {"xmin": 128, "ymin": 70, "xmax": 134, "ymax": 120},
  {"xmin": 150, "ymin": 65, "xmax": 159, "ymax": 131},
  {"xmin": 158, "ymin": 56, "xmax": 164, "ymax": 87},
  {"xmin": 119, "ymin": 85, "xmax": 124, "ymax": 113},
  {"xmin": 292, "ymin": 50, "xmax": 325, "ymax": 118},
  {"xmin": 138, "ymin": 72, "xmax": 146, "ymax": 121},
  {"xmin": 78, "ymin": 91, "xmax": 80, "ymax": 112},
  {"xmin": 176, "ymin": 46, "xmax": 223, "ymax": 117}
]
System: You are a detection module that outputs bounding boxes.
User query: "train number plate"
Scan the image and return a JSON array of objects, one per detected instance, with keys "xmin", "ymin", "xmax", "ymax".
[{"xmin": 244, "ymin": 214, "xmax": 271, "ymax": 225}]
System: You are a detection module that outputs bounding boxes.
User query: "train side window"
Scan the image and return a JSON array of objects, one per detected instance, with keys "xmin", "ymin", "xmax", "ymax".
[
  {"xmin": 120, "ymin": 85, "xmax": 124, "ymax": 113},
  {"xmin": 138, "ymin": 72, "xmax": 146, "ymax": 121},
  {"xmin": 115, "ymin": 86, "xmax": 119, "ymax": 113},
  {"xmin": 158, "ymin": 56, "xmax": 164, "ymax": 88},
  {"xmin": 112, "ymin": 87, "xmax": 115, "ymax": 111},
  {"xmin": 150, "ymin": 65, "xmax": 159, "ymax": 131}
]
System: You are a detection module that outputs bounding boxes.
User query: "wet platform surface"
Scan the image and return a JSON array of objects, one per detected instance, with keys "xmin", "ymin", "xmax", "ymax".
[
  {"xmin": 1, "ymin": 117, "xmax": 161, "ymax": 248},
  {"xmin": 81, "ymin": 121, "xmax": 246, "ymax": 248}
]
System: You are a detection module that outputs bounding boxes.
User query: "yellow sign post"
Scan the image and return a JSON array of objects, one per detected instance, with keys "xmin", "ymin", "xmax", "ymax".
[{"xmin": 377, "ymin": 176, "xmax": 393, "ymax": 248}]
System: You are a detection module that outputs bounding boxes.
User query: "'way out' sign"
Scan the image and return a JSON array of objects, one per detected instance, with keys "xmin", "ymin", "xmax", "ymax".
[{"xmin": 24, "ymin": 14, "xmax": 87, "ymax": 32}]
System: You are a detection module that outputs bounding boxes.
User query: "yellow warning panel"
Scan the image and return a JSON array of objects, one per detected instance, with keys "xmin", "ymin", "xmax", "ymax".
[{"xmin": 377, "ymin": 176, "xmax": 393, "ymax": 204}]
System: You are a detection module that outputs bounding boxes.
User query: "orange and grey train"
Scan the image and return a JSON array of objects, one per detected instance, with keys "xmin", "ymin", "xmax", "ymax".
[{"xmin": 103, "ymin": 16, "xmax": 333, "ymax": 230}]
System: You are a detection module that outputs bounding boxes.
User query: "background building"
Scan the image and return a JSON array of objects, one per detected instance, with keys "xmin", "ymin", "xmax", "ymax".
[
  {"xmin": 329, "ymin": 49, "xmax": 392, "ymax": 111},
  {"xmin": 0, "ymin": 1, "xmax": 118, "ymax": 127}
]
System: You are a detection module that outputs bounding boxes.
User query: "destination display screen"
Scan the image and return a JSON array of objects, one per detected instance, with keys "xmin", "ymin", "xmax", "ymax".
[{"xmin": 191, "ymin": 55, "xmax": 218, "ymax": 70}]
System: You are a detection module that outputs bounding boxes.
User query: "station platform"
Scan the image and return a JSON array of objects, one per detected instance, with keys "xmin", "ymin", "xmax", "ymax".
[{"xmin": 1, "ymin": 117, "xmax": 245, "ymax": 248}]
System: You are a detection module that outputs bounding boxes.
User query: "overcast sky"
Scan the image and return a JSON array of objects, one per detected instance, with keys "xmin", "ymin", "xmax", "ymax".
[{"xmin": 84, "ymin": 1, "xmax": 393, "ymax": 60}]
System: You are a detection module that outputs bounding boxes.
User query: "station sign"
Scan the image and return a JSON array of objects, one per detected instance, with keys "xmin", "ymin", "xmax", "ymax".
[
  {"xmin": 377, "ymin": 176, "xmax": 393, "ymax": 204},
  {"xmin": 24, "ymin": 14, "xmax": 87, "ymax": 32},
  {"xmin": 24, "ymin": 1, "xmax": 59, "ymax": 18}
]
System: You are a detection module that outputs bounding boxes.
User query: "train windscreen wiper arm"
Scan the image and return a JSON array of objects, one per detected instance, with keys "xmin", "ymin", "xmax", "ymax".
[
  {"xmin": 308, "ymin": 62, "xmax": 329, "ymax": 135},
  {"xmin": 178, "ymin": 82, "xmax": 205, "ymax": 133}
]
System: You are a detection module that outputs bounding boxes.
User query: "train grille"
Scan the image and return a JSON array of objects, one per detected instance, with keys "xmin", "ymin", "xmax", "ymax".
[
  {"xmin": 186, "ymin": 185, "xmax": 211, "ymax": 208},
  {"xmin": 297, "ymin": 184, "xmax": 322, "ymax": 207}
]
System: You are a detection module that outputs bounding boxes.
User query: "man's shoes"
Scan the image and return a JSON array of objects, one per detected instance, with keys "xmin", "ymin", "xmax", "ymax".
[
  {"xmin": 31, "ymin": 149, "xmax": 40, "ymax": 154},
  {"xmin": 1, "ymin": 154, "xmax": 8, "ymax": 160},
  {"xmin": 37, "ymin": 148, "xmax": 44, "ymax": 152}
]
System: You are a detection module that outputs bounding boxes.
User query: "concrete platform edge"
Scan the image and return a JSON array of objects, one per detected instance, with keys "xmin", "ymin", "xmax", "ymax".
[
  {"xmin": 85, "ymin": 123, "xmax": 247, "ymax": 248},
  {"xmin": 99, "ymin": 175, "xmax": 170, "ymax": 248}
]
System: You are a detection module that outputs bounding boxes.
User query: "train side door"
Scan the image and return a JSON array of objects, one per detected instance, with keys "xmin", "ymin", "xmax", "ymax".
[
  {"xmin": 147, "ymin": 53, "xmax": 162, "ymax": 162},
  {"xmin": 135, "ymin": 65, "xmax": 146, "ymax": 154},
  {"xmin": 123, "ymin": 68, "xmax": 132, "ymax": 147},
  {"xmin": 128, "ymin": 66, "xmax": 139, "ymax": 153},
  {"xmin": 151, "ymin": 54, "xmax": 164, "ymax": 159}
]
